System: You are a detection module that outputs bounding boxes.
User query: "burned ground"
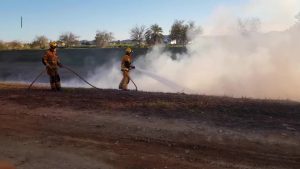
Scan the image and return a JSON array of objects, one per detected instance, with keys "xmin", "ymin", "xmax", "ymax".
[{"xmin": 0, "ymin": 83, "xmax": 299, "ymax": 169}]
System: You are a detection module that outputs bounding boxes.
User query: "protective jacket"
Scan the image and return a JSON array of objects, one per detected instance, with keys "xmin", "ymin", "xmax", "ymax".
[
  {"xmin": 119, "ymin": 54, "xmax": 134, "ymax": 90},
  {"xmin": 121, "ymin": 54, "xmax": 133, "ymax": 71},
  {"xmin": 43, "ymin": 50, "xmax": 61, "ymax": 68},
  {"xmin": 42, "ymin": 49, "xmax": 62, "ymax": 90}
]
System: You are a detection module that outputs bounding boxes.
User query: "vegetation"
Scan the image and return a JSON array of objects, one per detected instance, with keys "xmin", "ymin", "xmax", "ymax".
[
  {"xmin": 170, "ymin": 20, "xmax": 189, "ymax": 45},
  {"xmin": 0, "ymin": 19, "xmax": 203, "ymax": 50},
  {"xmin": 130, "ymin": 25, "xmax": 146, "ymax": 47},
  {"xmin": 59, "ymin": 32, "xmax": 80, "ymax": 47},
  {"xmin": 31, "ymin": 36, "xmax": 49, "ymax": 49},
  {"xmin": 0, "ymin": 41, "xmax": 28, "ymax": 50},
  {"xmin": 95, "ymin": 31, "xmax": 114, "ymax": 48},
  {"xmin": 0, "ymin": 41, "xmax": 6, "ymax": 50},
  {"xmin": 4, "ymin": 13, "xmax": 300, "ymax": 50},
  {"xmin": 109, "ymin": 42, "xmax": 134, "ymax": 48},
  {"xmin": 145, "ymin": 24, "xmax": 164, "ymax": 45}
]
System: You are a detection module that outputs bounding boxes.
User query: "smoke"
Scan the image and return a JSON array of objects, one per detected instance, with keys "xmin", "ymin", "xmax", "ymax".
[
  {"xmin": 64, "ymin": 60, "xmax": 122, "ymax": 89},
  {"xmin": 66, "ymin": 0, "xmax": 300, "ymax": 100},
  {"xmin": 130, "ymin": 27, "xmax": 300, "ymax": 100},
  {"xmin": 205, "ymin": 0, "xmax": 300, "ymax": 35},
  {"xmin": 135, "ymin": 68, "xmax": 191, "ymax": 93}
]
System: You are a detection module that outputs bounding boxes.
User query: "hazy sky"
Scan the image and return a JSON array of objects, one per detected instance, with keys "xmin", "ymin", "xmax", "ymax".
[
  {"xmin": 0, "ymin": 0, "xmax": 247, "ymax": 42},
  {"xmin": 1, "ymin": 0, "xmax": 299, "ymax": 42}
]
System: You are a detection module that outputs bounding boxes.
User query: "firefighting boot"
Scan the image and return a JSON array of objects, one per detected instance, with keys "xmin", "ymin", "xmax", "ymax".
[
  {"xmin": 50, "ymin": 83, "xmax": 56, "ymax": 91},
  {"xmin": 55, "ymin": 82, "xmax": 61, "ymax": 91}
]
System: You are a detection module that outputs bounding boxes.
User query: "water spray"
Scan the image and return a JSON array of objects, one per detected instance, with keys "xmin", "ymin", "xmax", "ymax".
[{"xmin": 135, "ymin": 67, "xmax": 192, "ymax": 93}]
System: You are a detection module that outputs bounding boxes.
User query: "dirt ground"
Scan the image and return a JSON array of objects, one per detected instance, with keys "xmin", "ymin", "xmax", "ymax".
[{"xmin": 0, "ymin": 83, "xmax": 299, "ymax": 169}]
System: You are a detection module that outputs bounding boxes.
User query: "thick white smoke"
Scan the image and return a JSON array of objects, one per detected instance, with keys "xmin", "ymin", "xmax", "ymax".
[
  {"xmin": 69, "ymin": 0, "xmax": 300, "ymax": 100},
  {"xmin": 140, "ymin": 28, "xmax": 300, "ymax": 100},
  {"xmin": 205, "ymin": 0, "xmax": 300, "ymax": 35}
]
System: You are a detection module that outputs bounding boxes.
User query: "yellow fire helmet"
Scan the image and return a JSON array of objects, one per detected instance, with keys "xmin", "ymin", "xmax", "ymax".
[
  {"xmin": 49, "ymin": 41, "xmax": 58, "ymax": 48},
  {"xmin": 125, "ymin": 47, "xmax": 132, "ymax": 54}
]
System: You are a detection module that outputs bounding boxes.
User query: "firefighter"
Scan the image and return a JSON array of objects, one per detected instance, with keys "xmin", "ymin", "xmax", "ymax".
[
  {"xmin": 119, "ymin": 48, "xmax": 135, "ymax": 90},
  {"xmin": 43, "ymin": 42, "xmax": 63, "ymax": 91}
]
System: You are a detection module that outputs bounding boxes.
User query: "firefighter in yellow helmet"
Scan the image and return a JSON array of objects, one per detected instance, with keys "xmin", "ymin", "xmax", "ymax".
[
  {"xmin": 42, "ymin": 42, "xmax": 63, "ymax": 91},
  {"xmin": 119, "ymin": 48, "xmax": 135, "ymax": 90}
]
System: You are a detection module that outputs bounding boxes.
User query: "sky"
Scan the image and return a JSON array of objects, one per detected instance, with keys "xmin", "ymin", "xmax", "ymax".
[
  {"xmin": 0, "ymin": 0, "xmax": 299, "ymax": 42},
  {"xmin": 0, "ymin": 0, "xmax": 247, "ymax": 42}
]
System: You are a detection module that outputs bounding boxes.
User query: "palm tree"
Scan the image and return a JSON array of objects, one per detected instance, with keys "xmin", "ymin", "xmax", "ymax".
[{"xmin": 145, "ymin": 24, "xmax": 164, "ymax": 46}]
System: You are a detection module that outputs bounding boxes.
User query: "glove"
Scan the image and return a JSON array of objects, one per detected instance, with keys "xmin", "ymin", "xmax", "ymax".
[
  {"xmin": 130, "ymin": 65, "xmax": 135, "ymax": 69},
  {"xmin": 121, "ymin": 68, "xmax": 129, "ymax": 71},
  {"xmin": 46, "ymin": 64, "xmax": 55, "ymax": 70}
]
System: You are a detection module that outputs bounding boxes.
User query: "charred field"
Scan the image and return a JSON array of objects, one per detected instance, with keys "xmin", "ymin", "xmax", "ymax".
[{"xmin": 0, "ymin": 83, "xmax": 299, "ymax": 169}]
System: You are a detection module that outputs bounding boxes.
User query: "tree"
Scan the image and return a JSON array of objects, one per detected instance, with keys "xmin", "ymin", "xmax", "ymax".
[
  {"xmin": 0, "ymin": 41, "xmax": 6, "ymax": 50},
  {"xmin": 187, "ymin": 21, "xmax": 203, "ymax": 41},
  {"xmin": 31, "ymin": 35, "xmax": 49, "ymax": 49},
  {"xmin": 145, "ymin": 24, "xmax": 164, "ymax": 45},
  {"xmin": 130, "ymin": 25, "xmax": 146, "ymax": 47},
  {"xmin": 170, "ymin": 20, "xmax": 200, "ymax": 45},
  {"xmin": 95, "ymin": 31, "xmax": 114, "ymax": 48},
  {"xmin": 170, "ymin": 20, "xmax": 184, "ymax": 45},
  {"xmin": 6, "ymin": 41, "xmax": 23, "ymax": 50},
  {"xmin": 59, "ymin": 32, "xmax": 80, "ymax": 47},
  {"xmin": 238, "ymin": 18, "xmax": 261, "ymax": 35}
]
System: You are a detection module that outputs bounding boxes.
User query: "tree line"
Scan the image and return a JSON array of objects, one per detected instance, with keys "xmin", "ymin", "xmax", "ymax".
[
  {"xmin": 0, "ymin": 19, "xmax": 203, "ymax": 50},
  {"xmin": 1, "ymin": 15, "xmax": 299, "ymax": 50}
]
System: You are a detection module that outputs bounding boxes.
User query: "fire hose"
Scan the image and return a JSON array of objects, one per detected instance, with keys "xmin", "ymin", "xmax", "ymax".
[
  {"xmin": 27, "ymin": 69, "xmax": 46, "ymax": 90},
  {"xmin": 28, "ymin": 65, "xmax": 138, "ymax": 91},
  {"xmin": 62, "ymin": 65, "xmax": 102, "ymax": 90},
  {"xmin": 129, "ymin": 76, "xmax": 138, "ymax": 91}
]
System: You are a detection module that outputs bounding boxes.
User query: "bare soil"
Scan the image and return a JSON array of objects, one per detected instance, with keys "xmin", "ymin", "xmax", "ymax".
[{"xmin": 0, "ymin": 83, "xmax": 299, "ymax": 169}]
